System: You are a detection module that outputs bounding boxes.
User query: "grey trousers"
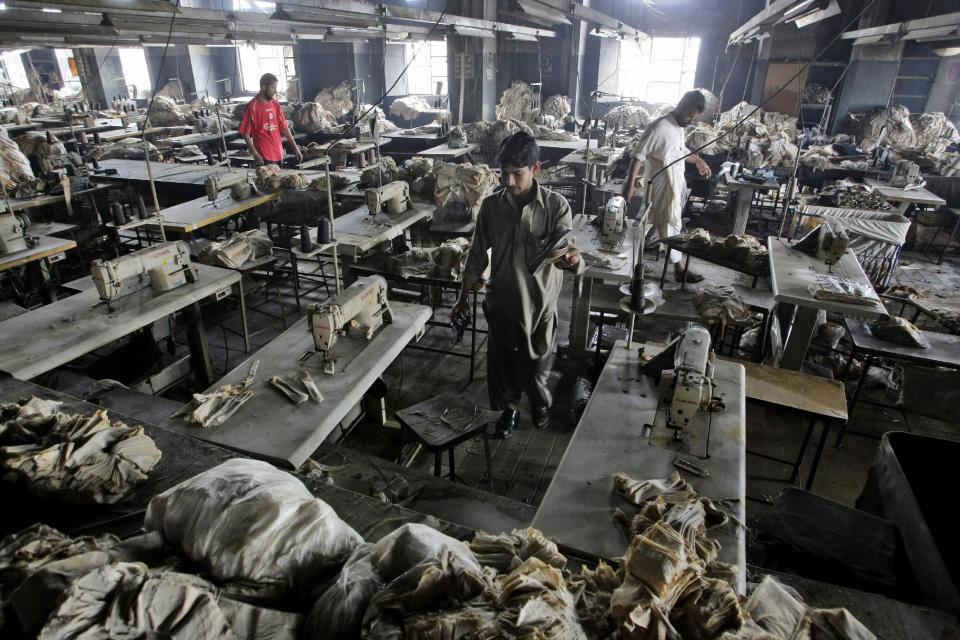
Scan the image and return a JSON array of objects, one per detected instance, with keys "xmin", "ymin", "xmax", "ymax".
[{"xmin": 484, "ymin": 302, "xmax": 554, "ymax": 413}]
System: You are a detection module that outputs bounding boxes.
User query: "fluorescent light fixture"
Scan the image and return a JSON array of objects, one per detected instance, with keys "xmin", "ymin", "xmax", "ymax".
[
  {"xmin": 515, "ymin": 0, "xmax": 571, "ymax": 26},
  {"xmin": 450, "ymin": 25, "xmax": 494, "ymax": 38},
  {"xmin": 0, "ymin": 3, "xmax": 7, "ymax": 10},
  {"xmin": 788, "ymin": 0, "xmax": 840, "ymax": 28},
  {"xmin": 783, "ymin": 0, "xmax": 815, "ymax": 18},
  {"xmin": 42, "ymin": 7, "xmax": 61, "ymax": 12},
  {"xmin": 508, "ymin": 32, "xmax": 539, "ymax": 42},
  {"xmin": 589, "ymin": 25, "xmax": 621, "ymax": 38},
  {"xmin": 933, "ymin": 46, "xmax": 960, "ymax": 56}
]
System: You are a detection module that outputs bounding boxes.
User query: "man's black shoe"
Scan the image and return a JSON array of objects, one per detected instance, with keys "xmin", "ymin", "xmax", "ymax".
[
  {"xmin": 533, "ymin": 405, "xmax": 549, "ymax": 429},
  {"xmin": 497, "ymin": 410, "xmax": 519, "ymax": 439}
]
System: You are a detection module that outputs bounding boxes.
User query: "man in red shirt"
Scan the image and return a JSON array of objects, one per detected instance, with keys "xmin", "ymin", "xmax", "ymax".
[{"xmin": 239, "ymin": 73, "xmax": 302, "ymax": 166}]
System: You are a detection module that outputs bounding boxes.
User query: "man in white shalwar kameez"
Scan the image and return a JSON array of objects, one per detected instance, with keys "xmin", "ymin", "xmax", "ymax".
[{"xmin": 622, "ymin": 90, "xmax": 712, "ymax": 282}]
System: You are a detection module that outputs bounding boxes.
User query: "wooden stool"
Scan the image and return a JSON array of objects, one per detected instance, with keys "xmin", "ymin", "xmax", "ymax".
[
  {"xmin": 395, "ymin": 391, "xmax": 498, "ymax": 490},
  {"xmin": 738, "ymin": 360, "xmax": 847, "ymax": 492}
]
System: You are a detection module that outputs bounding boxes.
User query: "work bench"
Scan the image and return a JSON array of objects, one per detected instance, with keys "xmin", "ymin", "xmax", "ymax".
[
  {"xmin": 160, "ymin": 302, "xmax": 432, "ymax": 469},
  {"xmin": 0, "ymin": 263, "xmax": 246, "ymax": 386}
]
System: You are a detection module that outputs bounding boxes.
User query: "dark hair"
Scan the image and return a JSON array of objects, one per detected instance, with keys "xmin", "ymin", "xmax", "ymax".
[
  {"xmin": 260, "ymin": 73, "xmax": 279, "ymax": 87},
  {"xmin": 677, "ymin": 90, "xmax": 706, "ymax": 114},
  {"xmin": 497, "ymin": 132, "xmax": 540, "ymax": 168}
]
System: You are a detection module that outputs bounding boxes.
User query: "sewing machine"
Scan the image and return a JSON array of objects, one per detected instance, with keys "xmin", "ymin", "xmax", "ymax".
[
  {"xmin": 365, "ymin": 181, "xmax": 412, "ymax": 217},
  {"xmin": 307, "ymin": 275, "xmax": 393, "ymax": 373},
  {"xmin": 204, "ymin": 171, "xmax": 250, "ymax": 202},
  {"xmin": 90, "ymin": 241, "xmax": 197, "ymax": 304},
  {"xmin": 640, "ymin": 326, "xmax": 724, "ymax": 458},
  {"xmin": 795, "ymin": 220, "xmax": 849, "ymax": 269},
  {"xmin": 0, "ymin": 213, "xmax": 30, "ymax": 255},
  {"xmin": 598, "ymin": 195, "xmax": 626, "ymax": 251},
  {"xmin": 889, "ymin": 159, "xmax": 922, "ymax": 189}
]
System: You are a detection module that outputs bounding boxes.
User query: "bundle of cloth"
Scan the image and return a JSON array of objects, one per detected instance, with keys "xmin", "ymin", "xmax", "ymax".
[
  {"xmin": 293, "ymin": 102, "xmax": 339, "ymax": 133},
  {"xmin": 604, "ymin": 104, "xmax": 652, "ymax": 130},
  {"xmin": 541, "ymin": 94, "xmax": 572, "ymax": 121},
  {"xmin": 0, "ymin": 396, "xmax": 162, "ymax": 504},
  {"xmin": 685, "ymin": 102, "xmax": 798, "ymax": 168},
  {"xmin": 145, "ymin": 95, "xmax": 188, "ymax": 127},
  {"xmin": 314, "ymin": 80, "xmax": 354, "ymax": 117},
  {"xmin": 0, "ymin": 130, "xmax": 37, "ymax": 192},
  {"xmin": 389, "ymin": 95, "xmax": 435, "ymax": 121},
  {"xmin": 197, "ymin": 230, "xmax": 273, "ymax": 269},
  {"xmin": 433, "ymin": 161, "xmax": 499, "ymax": 212}
]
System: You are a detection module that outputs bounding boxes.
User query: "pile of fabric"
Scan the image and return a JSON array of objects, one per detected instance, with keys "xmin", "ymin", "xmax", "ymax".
[
  {"xmin": 687, "ymin": 104, "xmax": 798, "ymax": 168},
  {"xmin": 194, "ymin": 114, "xmax": 237, "ymax": 135},
  {"xmin": 0, "ymin": 131, "xmax": 35, "ymax": 192},
  {"xmin": 0, "ymin": 107, "xmax": 29, "ymax": 125},
  {"xmin": 682, "ymin": 228, "xmax": 770, "ymax": 274},
  {"xmin": 146, "ymin": 95, "xmax": 188, "ymax": 127},
  {"xmin": 197, "ymin": 230, "xmax": 273, "ymax": 269},
  {"xmin": 433, "ymin": 161, "xmax": 499, "ymax": 211},
  {"xmin": 314, "ymin": 80, "xmax": 354, "ymax": 117},
  {"xmin": 356, "ymin": 104, "xmax": 400, "ymax": 133},
  {"xmin": 696, "ymin": 286, "xmax": 755, "ymax": 326},
  {"xmin": 0, "ymin": 523, "xmax": 303, "ymax": 639},
  {"xmin": 389, "ymin": 95, "xmax": 435, "ymax": 121},
  {"xmin": 361, "ymin": 156, "xmax": 404, "ymax": 186},
  {"xmin": 604, "ymin": 104, "xmax": 652, "ymax": 130},
  {"xmin": 869, "ymin": 316, "xmax": 929, "ymax": 348},
  {"xmin": 911, "ymin": 112, "xmax": 960, "ymax": 155},
  {"xmin": 0, "ymin": 396, "xmax": 162, "ymax": 504},
  {"xmin": 146, "ymin": 459, "xmax": 362, "ymax": 595},
  {"xmin": 542, "ymin": 94, "xmax": 572, "ymax": 121},
  {"xmin": 817, "ymin": 180, "xmax": 892, "ymax": 211},
  {"xmin": 803, "ymin": 82, "xmax": 832, "ymax": 105},
  {"xmin": 496, "ymin": 80, "xmax": 539, "ymax": 123},
  {"xmin": 293, "ymin": 102, "xmax": 339, "ymax": 133}
]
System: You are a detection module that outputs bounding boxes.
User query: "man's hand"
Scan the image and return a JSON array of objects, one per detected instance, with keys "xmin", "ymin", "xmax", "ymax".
[
  {"xmin": 695, "ymin": 157, "xmax": 712, "ymax": 178},
  {"xmin": 293, "ymin": 145, "xmax": 304, "ymax": 164},
  {"xmin": 553, "ymin": 247, "xmax": 581, "ymax": 270},
  {"xmin": 451, "ymin": 296, "xmax": 470, "ymax": 323},
  {"xmin": 252, "ymin": 151, "xmax": 265, "ymax": 167}
]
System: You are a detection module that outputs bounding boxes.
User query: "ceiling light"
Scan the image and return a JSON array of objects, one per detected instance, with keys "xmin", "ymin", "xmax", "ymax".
[
  {"xmin": 450, "ymin": 25, "xmax": 494, "ymax": 38},
  {"xmin": 783, "ymin": 0, "xmax": 815, "ymax": 18},
  {"xmin": 42, "ymin": 7, "xmax": 61, "ymax": 12}
]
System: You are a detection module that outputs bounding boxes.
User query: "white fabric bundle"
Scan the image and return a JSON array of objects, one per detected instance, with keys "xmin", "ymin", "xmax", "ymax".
[
  {"xmin": 858, "ymin": 106, "xmax": 915, "ymax": 151},
  {"xmin": 389, "ymin": 96, "xmax": 434, "ymax": 121},
  {"xmin": 541, "ymin": 94, "xmax": 572, "ymax": 121},
  {"xmin": 314, "ymin": 80, "xmax": 353, "ymax": 117},
  {"xmin": 910, "ymin": 112, "xmax": 960, "ymax": 155},
  {"xmin": 496, "ymin": 80, "xmax": 539, "ymax": 123},
  {"xmin": 604, "ymin": 104, "xmax": 651, "ymax": 130},
  {"xmin": 293, "ymin": 102, "xmax": 338, "ymax": 133},
  {"xmin": 145, "ymin": 458, "xmax": 362, "ymax": 590},
  {"xmin": 432, "ymin": 162, "xmax": 499, "ymax": 210},
  {"xmin": 0, "ymin": 131, "xmax": 36, "ymax": 191},
  {"xmin": 146, "ymin": 95, "xmax": 188, "ymax": 127}
]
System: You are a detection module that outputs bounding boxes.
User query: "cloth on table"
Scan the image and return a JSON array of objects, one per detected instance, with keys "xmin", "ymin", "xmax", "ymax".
[
  {"xmin": 292, "ymin": 102, "xmax": 338, "ymax": 134},
  {"xmin": 808, "ymin": 274, "xmax": 876, "ymax": 306},
  {"xmin": 496, "ymin": 80, "xmax": 539, "ymax": 123},
  {"xmin": 0, "ymin": 131, "xmax": 35, "ymax": 191},
  {"xmin": 314, "ymin": 80, "xmax": 354, "ymax": 117},
  {"xmin": 0, "ymin": 396, "xmax": 162, "ymax": 504},
  {"xmin": 541, "ymin": 95, "xmax": 572, "ymax": 121},
  {"xmin": 197, "ymin": 229, "xmax": 273, "ymax": 269},
  {"xmin": 696, "ymin": 285, "xmax": 755, "ymax": 326},
  {"xmin": 389, "ymin": 96, "xmax": 434, "ymax": 121},
  {"xmin": 604, "ymin": 105, "xmax": 652, "ymax": 130},
  {"xmin": 144, "ymin": 458, "xmax": 362, "ymax": 593},
  {"xmin": 146, "ymin": 95, "xmax": 188, "ymax": 127},
  {"xmin": 432, "ymin": 162, "xmax": 499, "ymax": 212}
]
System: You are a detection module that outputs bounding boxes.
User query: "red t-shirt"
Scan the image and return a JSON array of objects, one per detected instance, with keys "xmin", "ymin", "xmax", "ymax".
[{"xmin": 238, "ymin": 97, "xmax": 287, "ymax": 162}]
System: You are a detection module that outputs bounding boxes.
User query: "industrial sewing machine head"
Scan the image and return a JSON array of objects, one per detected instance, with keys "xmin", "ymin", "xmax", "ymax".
[
  {"xmin": 306, "ymin": 275, "xmax": 393, "ymax": 374},
  {"xmin": 889, "ymin": 159, "xmax": 922, "ymax": 189},
  {"xmin": 794, "ymin": 220, "xmax": 849, "ymax": 270},
  {"xmin": 598, "ymin": 196, "xmax": 627, "ymax": 251},
  {"xmin": 90, "ymin": 241, "xmax": 197, "ymax": 306},
  {"xmin": 365, "ymin": 181, "xmax": 412, "ymax": 217},
  {"xmin": 204, "ymin": 171, "xmax": 251, "ymax": 203},
  {"xmin": 0, "ymin": 213, "xmax": 35, "ymax": 255},
  {"xmin": 640, "ymin": 326, "xmax": 724, "ymax": 458}
]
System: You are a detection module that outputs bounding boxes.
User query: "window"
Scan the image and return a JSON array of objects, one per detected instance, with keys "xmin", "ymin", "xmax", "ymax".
[
  {"xmin": 618, "ymin": 37, "xmax": 700, "ymax": 106},
  {"xmin": 232, "ymin": 0, "xmax": 275, "ymax": 13},
  {"xmin": 53, "ymin": 48, "xmax": 82, "ymax": 95},
  {"xmin": 404, "ymin": 40, "xmax": 447, "ymax": 95},
  {"xmin": 118, "ymin": 47, "xmax": 152, "ymax": 95},
  {"xmin": 236, "ymin": 44, "xmax": 293, "ymax": 93},
  {"xmin": 0, "ymin": 49, "xmax": 29, "ymax": 90}
]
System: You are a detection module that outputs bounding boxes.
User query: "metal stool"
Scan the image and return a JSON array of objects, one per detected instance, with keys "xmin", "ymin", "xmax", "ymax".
[{"xmin": 395, "ymin": 391, "xmax": 498, "ymax": 490}]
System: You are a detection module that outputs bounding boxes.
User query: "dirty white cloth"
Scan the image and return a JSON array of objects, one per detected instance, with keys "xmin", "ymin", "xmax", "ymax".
[
  {"xmin": 632, "ymin": 114, "xmax": 689, "ymax": 261},
  {"xmin": 144, "ymin": 458, "xmax": 362, "ymax": 591}
]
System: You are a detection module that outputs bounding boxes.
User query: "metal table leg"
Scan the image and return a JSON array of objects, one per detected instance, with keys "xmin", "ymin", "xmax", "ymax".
[
  {"xmin": 837, "ymin": 353, "xmax": 874, "ymax": 446},
  {"xmin": 780, "ymin": 305, "xmax": 818, "ymax": 370},
  {"xmin": 238, "ymin": 278, "xmax": 250, "ymax": 353},
  {"xmin": 182, "ymin": 301, "xmax": 214, "ymax": 386},
  {"xmin": 805, "ymin": 419, "xmax": 832, "ymax": 491}
]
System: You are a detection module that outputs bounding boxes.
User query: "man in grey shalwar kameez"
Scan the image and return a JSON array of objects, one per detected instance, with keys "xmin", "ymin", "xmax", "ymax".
[{"xmin": 453, "ymin": 133, "xmax": 584, "ymax": 438}]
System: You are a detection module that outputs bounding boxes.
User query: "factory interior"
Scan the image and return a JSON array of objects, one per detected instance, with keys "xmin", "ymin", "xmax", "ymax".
[{"xmin": 4, "ymin": 0, "xmax": 960, "ymax": 637}]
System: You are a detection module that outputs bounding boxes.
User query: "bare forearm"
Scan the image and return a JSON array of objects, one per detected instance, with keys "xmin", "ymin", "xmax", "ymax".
[
  {"xmin": 684, "ymin": 154, "xmax": 701, "ymax": 164},
  {"xmin": 622, "ymin": 159, "xmax": 642, "ymax": 200},
  {"xmin": 242, "ymin": 134, "xmax": 257, "ymax": 155}
]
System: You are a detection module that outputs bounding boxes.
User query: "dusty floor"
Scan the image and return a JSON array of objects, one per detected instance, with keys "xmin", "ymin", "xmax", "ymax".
[{"xmin": 45, "ymin": 200, "xmax": 960, "ymax": 585}]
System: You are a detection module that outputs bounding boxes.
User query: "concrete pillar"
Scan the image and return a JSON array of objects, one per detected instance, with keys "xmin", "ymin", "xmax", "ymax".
[{"xmin": 447, "ymin": 0, "xmax": 497, "ymax": 124}]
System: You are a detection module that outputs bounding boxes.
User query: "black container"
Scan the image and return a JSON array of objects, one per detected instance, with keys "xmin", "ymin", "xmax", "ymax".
[
  {"xmin": 111, "ymin": 201, "xmax": 126, "ymax": 226},
  {"xmin": 137, "ymin": 196, "xmax": 148, "ymax": 219},
  {"xmin": 300, "ymin": 223, "xmax": 313, "ymax": 253},
  {"xmin": 317, "ymin": 217, "xmax": 332, "ymax": 244}
]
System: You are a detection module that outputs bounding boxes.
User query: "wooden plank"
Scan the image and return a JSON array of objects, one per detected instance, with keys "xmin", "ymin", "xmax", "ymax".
[
  {"xmin": 0, "ymin": 235, "xmax": 77, "ymax": 272},
  {"xmin": 737, "ymin": 359, "xmax": 847, "ymax": 421},
  {"xmin": 159, "ymin": 191, "xmax": 280, "ymax": 233}
]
